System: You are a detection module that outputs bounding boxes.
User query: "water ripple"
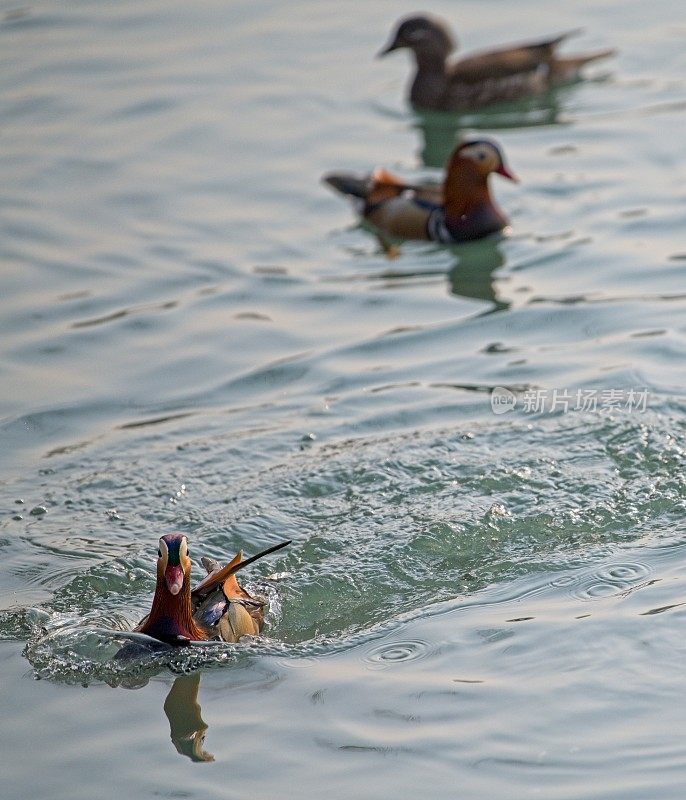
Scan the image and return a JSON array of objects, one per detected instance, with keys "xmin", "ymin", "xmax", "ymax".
[
  {"xmin": 571, "ymin": 561, "xmax": 652, "ymax": 601},
  {"xmin": 2, "ymin": 409, "xmax": 685, "ymax": 683},
  {"xmin": 363, "ymin": 639, "xmax": 433, "ymax": 669}
]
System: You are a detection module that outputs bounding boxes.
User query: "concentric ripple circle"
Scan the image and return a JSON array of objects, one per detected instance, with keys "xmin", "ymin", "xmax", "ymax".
[
  {"xmin": 363, "ymin": 639, "xmax": 433, "ymax": 669},
  {"xmin": 571, "ymin": 561, "xmax": 652, "ymax": 601}
]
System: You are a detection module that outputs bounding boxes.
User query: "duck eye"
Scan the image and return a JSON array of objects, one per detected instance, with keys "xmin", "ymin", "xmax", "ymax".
[{"xmin": 157, "ymin": 549, "xmax": 162, "ymax": 557}]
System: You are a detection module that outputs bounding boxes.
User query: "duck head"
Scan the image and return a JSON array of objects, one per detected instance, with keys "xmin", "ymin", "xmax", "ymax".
[
  {"xmin": 138, "ymin": 532, "xmax": 208, "ymax": 644},
  {"xmin": 378, "ymin": 15, "xmax": 456, "ymax": 63},
  {"xmin": 448, "ymin": 140, "xmax": 518, "ymax": 184},
  {"xmin": 157, "ymin": 533, "xmax": 191, "ymax": 596},
  {"xmin": 442, "ymin": 139, "xmax": 517, "ymax": 239}
]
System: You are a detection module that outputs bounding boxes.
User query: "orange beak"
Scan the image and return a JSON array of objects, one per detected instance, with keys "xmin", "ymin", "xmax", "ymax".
[
  {"xmin": 165, "ymin": 565, "xmax": 184, "ymax": 596},
  {"xmin": 496, "ymin": 164, "xmax": 519, "ymax": 183}
]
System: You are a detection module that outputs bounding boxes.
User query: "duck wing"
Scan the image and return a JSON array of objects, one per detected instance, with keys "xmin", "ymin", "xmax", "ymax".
[
  {"xmin": 192, "ymin": 578, "xmax": 264, "ymax": 642},
  {"xmin": 449, "ymin": 30, "xmax": 581, "ymax": 84},
  {"xmin": 364, "ymin": 197, "xmax": 434, "ymax": 240},
  {"xmin": 191, "ymin": 540, "xmax": 290, "ymax": 642},
  {"xmin": 325, "ymin": 167, "xmax": 441, "ymax": 206},
  {"xmin": 324, "ymin": 167, "xmax": 442, "ymax": 240}
]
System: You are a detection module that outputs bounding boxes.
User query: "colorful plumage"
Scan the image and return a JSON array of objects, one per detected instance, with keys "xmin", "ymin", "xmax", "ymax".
[
  {"xmin": 324, "ymin": 138, "xmax": 517, "ymax": 244},
  {"xmin": 379, "ymin": 15, "xmax": 615, "ymax": 111},
  {"xmin": 135, "ymin": 533, "xmax": 291, "ymax": 645}
]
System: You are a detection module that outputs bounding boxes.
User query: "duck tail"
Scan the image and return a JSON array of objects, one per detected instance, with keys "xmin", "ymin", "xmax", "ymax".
[
  {"xmin": 193, "ymin": 541, "xmax": 290, "ymax": 597},
  {"xmin": 552, "ymin": 47, "xmax": 616, "ymax": 80},
  {"xmin": 548, "ymin": 28, "xmax": 585, "ymax": 48},
  {"xmin": 323, "ymin": 172, "xmax": 370, "ymax": 200},
  {"xmin": 228, "ymin": 540, "xmax": 291, "ymax": 576},
  {"xmin": 324, "ymin": 167, "xmax": 412, "ymax": 207}
]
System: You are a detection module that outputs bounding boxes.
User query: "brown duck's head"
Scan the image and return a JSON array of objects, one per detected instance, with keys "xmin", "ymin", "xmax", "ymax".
[
  {"xmin": 449, "ymin": 140, "xmax": 518, "ymax": 183},
  {"xmin": 157, "ymin": 533, "xmax": 192, "ymax": 596},
  {"xmin": 378, "ymin": 15, "xmax": 456, "ymax": 61}
]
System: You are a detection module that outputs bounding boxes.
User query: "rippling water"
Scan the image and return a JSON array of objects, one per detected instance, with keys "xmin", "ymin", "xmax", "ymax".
[{"xmin": 1, "ymin": 0, "xmax": 686, "ymax": 797}]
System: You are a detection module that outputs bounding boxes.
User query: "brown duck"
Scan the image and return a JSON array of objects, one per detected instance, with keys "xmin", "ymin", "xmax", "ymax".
[
  {"xmin": 324, "ymin": 139, "xmax": 517, "ymax": 244},
  {"xmin": 379, "ymin": 14, "xmax": 615, "ymax": 111},
  {"xmin": 136, "ymin": 533, "xmax": 290, "ymax": 645}
]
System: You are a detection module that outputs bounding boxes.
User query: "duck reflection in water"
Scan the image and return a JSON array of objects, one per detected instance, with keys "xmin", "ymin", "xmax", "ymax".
[
  {"xmin": 369, "ymin": 235, "xmax": 510, "ymax": 313},
  {"xmin": 113, "ymin": 643, "xmax": 215, "ymax": 762},
  {"xmin": 415, "ymin": 96, "xmax": 562, "ymax": 169},
  {"xmin": 163, "ymin": 672, "xmax": 214, "ymax": 763},
  {"xmin": 447, "ymin": 237, "xmax": 510, "ymax": 313}
]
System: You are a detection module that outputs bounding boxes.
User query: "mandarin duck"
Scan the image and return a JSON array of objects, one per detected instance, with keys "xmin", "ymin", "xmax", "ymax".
[
  {"xmin": 324, "ymin": 138, "xmax": 516, "ymax": 244},
  {"xmin": 379, "ymin": 14, "xmax": 615, "ymax": 111},
  {"xmin": 135, "ymin": 533, "xmax": 290, "ymax": 645}
]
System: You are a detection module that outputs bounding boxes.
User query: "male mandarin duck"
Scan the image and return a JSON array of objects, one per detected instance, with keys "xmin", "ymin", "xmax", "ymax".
[
  {"xmin": 135, "ymin": 533, "xmax": 290, "ymax": 645},
  {"xmin": 378, "ymin": 14, "xmax": 615, "ymax": 111},
  {"xmin": 324, "ymin": 138, "xmax": 517, "ymax": 244}
]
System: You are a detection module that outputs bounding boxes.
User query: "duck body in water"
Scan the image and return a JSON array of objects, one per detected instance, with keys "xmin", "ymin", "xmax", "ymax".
[
  {"xmin": 324, "ymin": 139, "xmax": 517, "ymax": 244},
  {"xmin": 379, "ymin": 15, "xmax": 615, "ymax": 111},
  {"xmin": 135, "ymin": 534, "xmax": 291, "ymax": 645}
]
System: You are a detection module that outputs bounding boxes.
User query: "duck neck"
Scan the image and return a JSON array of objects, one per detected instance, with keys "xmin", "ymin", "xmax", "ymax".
[
  {"xmin": 443, "ymin": 168, "xmax": 493, "ymax": 218},
  {"xmin": 442, "ymin": 161, "xmax": 507, "ymax": 239},
  {"xmin": 410, "ymin": 50, "xmax": 448, "ymax": 109},
  {"xmin": 414, "ymin": 49, "xmax": 448, "ymax": 75},
  {"xmin": 142, "ymin": 573, "xmax": 207, "ymax": 643}
]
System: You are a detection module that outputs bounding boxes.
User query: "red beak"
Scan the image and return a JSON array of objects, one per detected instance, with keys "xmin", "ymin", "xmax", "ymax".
[
  {"xmin": 165, "ymin": 565, "xmax": 184, "ymax": 596},
  {"xmin": 496, "ymin": 164, "xmax": 519, "ymax": 183}
]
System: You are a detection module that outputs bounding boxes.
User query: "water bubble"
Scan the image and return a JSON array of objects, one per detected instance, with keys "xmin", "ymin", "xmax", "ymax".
[
  {"xmin": 22, "ymin": 623, "xmax": 240, "ymax": 686},
  {"xmin": 0, "ymin": 607, "xmax": 51, "ymax": 640},
  {"xmin": 487, "ymin": 503, "xmax": 510, "ymax": 519}
]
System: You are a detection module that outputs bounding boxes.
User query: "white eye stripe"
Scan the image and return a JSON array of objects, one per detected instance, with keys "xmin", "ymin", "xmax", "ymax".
[
  {"xmin": 180, "ymin": 537, "xmax": 188, "ymax": 559},
  {"xmin": 158, "ymin": 538, "xmax": 168, "ymax": 560}
]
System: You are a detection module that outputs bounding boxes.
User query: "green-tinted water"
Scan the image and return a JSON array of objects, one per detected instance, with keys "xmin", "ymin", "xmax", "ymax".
[{"xmin": 1, "ymin": 1, "xmax": 685, "ymax": 797}]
